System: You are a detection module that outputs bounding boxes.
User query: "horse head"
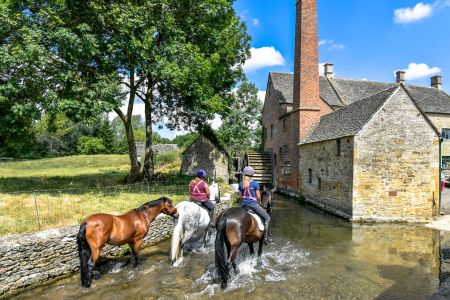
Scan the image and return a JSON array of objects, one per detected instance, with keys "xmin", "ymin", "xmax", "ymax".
[
  {"xmin": 160, "ymin": 197, "xmax": 179, "ymax": 218},
  {"xmin": 260, "ymin": 185, "xmax": 273, "ymax": 212}
]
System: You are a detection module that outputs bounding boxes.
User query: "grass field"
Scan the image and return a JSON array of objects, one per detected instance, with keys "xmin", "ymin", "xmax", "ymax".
[{"xmin": 0, "ymin": 152, "xmax": 192, "ymax": 236}]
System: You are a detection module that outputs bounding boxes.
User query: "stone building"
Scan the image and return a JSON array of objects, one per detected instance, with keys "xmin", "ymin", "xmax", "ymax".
[
  {"xmin": 181, "ymin": 134, "xmax": 229, "ymax": 182},
  {"xmin": 262, "ymin": 0, "xmax": 450, "ymax": 221}
]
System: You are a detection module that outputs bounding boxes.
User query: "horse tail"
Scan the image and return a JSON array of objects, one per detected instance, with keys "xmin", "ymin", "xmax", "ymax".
[
  {"xmin": 77, "ymin": 222, "xmax": 92, "ymax": 288},
  {"xmin": 170, "ymin": 209, "xmax": 184, "ymax": 265},
  {"xmin": 215, "ymin": 214, "xmax": 229, "ymax": 289}
]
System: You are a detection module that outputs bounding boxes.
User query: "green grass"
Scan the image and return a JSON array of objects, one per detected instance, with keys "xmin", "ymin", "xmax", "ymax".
[{"xmin": 0, "ymin": 153, "xmax": 192, "ymax": 236}]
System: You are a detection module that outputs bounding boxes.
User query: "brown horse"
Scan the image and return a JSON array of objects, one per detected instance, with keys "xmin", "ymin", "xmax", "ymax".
[
  {"xmin": 215, "ymin": 188, "xmax": 273, "ymax": 289},
  {"xmin": 76, "ymin": 197, "xmax": 178, "ymax": 288}
]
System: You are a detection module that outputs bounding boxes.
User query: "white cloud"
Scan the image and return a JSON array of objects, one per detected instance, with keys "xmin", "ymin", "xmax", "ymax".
[
  {"xmin": 394, "ymin": 2, "xmax": 432, "ymax": 24},
  {"xmin": 318, "ymin": 62, "xmax": 325, "ymax": 76},
  {"xmin": 401, "ymin": 62, "xmax": 441, "ymax": 80},
  {"xmin": 257, "ymin": 91, "xmax": 266, "ymax": 103},
  {"xmin": 243, "ymin": 46, "xmax": 285, "ymax": 73},
  {"xmin": 318, "ymin": 39, "xmax": 345, "ymax": 50},
  {"xmin": 252, "ymin": 18, "xmax": 259, "ymax": 26}
]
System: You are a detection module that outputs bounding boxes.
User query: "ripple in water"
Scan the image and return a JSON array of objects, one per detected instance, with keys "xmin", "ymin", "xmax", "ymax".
[{"xmin": 193, "ymin": 239, "xmax": 309, "ymax": 297}]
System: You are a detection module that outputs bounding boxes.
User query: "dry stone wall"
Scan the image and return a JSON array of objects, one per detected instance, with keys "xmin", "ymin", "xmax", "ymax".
[{"xmin": 0, "ymin": 194, "xmax": 232, "ymax": 298}]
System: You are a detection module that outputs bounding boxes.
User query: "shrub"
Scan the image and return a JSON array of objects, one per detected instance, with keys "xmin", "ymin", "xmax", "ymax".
[{"xmin": 77, "ymin": 136, "xmax": 106, "ymax": 154}]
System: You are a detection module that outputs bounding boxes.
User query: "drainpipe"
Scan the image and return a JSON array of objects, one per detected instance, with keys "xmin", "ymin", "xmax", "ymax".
[{"xmin": 439, "ymin": 138, "xmax": 443, "ymax": 214}]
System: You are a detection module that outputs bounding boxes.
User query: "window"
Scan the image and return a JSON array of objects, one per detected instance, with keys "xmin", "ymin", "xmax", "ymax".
[
  {"xmin": 279, "ymin": 145, "xmax": 288, "ymax": 159},
  {"xmin": 443, "ymin": 129, "xmax": 450, "ymax": 140},
  {"xmin": 283, "ymin": 118, "xmax": 287, "ymax": 131},
  {"xmin": 270, "ymin": 124, "xmax": 274, "ymax": 139},
  {"xmin": 308, "ymin": 169, "xmax": 312, "ymax": 184},
  {"xmin": 336, "ymin": 139, "xmax": 341, "ymax": 157},
  {"xmin": 443, "ymin": 156, "xmax": 450, "ymax": 169},
  {"xmin": 317, "ymin": 177, "xmax": 322, "ymax": 190},
  {"xmin": 283, "ymin": 161, "xmax": 291, "ymax": 175},
  {"xmin": 264, "ymin": 127, "xmax": 267, "ymax": 140}
]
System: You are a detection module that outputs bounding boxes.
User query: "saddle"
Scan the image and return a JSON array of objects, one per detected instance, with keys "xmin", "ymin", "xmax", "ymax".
[
  {"xmin": 191, "ymin": 200, "xmax": 209, "ymax": 212},
  {"xmin": 247, "ymin": 212, "xmax": 264, "ymax": 231}
]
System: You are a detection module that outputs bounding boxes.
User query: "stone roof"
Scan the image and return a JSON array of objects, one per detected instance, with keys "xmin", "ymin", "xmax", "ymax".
[
  {"xmin": 268, "ymin": 72, "xmax": 450, "ymax": 114},
  {"xmin": 269, "ymin": 72, "xmax": 294, "ymax": 104},
  {"xmin": 302, "ymin": 86, "xmax": 399, "ymax": 144}
]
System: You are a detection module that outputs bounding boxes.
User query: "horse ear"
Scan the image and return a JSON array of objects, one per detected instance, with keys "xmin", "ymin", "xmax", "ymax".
[{"xmin": 271, "ymin": 187, "xmax": 277, "ymax": 193}]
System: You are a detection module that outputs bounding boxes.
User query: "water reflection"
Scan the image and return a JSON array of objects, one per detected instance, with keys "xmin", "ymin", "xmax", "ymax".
[{"xmin": 10, "ymin": 195, "xmax": 450, "ymax": 300}]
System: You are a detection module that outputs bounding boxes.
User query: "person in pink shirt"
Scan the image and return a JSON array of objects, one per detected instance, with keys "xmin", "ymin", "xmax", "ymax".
[{"xmin": 189, "ymin": 169, "xmax": 215, "ymax": 228}]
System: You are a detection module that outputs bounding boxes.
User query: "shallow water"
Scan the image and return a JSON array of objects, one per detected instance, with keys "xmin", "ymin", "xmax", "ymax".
[{"xmin": 11, "ymin": 195, "xmax": 450, "ymax": 299}]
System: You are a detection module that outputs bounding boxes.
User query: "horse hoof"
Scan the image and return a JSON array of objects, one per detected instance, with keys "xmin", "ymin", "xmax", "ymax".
[
  {"xmin": 220, "ymin": 282, "xmax": 227, "ymax": 289},
  {"xmin": 92, "ymin": 270, "xmax": 101, "ymax": 279}
]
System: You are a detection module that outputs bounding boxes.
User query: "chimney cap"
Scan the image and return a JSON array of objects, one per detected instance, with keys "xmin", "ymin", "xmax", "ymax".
[
  {"xmin": 395, "ymin": 70, "xmax": 405, "ymax": 83},
  {"xmin": 431, "ymin": 75, "xmax": 442, "ymax": 90},
  {"xmin": 324, "ymin": 63, "xmax": 334, "ymax": 79}
]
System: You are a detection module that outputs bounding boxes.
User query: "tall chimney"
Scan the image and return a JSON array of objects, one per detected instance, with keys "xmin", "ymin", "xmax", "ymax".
[
  {"xmin": 396, "ymin": 70, "xmax": 405, "ymax": 83},
  {"xmin": 293, "ymin": 0, "xmax": 324, "ymax": 142},
  {"xmin": 324, "ymin": 63, "xmax": 334, "ymax": 79},
  {"xmin": 431, "ymin": 75, "xmax": 442, "ymax": 90}
]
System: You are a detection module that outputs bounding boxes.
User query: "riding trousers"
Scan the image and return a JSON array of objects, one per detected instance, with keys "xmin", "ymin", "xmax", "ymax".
[
  {"xmin": 242, "ymin": 203, "xmax": 270, "ymax": 230},
  {"xmin": 190, "ymin": 199, "xmax": 215, "ymax": 211}
]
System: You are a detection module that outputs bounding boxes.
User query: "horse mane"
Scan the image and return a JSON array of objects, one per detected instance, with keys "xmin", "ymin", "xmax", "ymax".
[{"xmin": 135, "ymin": 197, "xmax": 170, "ymax": 212}]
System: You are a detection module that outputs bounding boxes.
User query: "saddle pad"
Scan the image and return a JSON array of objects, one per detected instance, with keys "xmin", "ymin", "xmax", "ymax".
[{"xmin": 248, "ymin": 212, "xmax": 264, "ymax": 231}]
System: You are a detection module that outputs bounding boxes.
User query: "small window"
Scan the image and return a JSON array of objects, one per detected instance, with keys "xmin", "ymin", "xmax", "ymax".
[
  {"xmin": 283, "ymin": 161, "xmax": 291, "ymax": 175},
  {"xmin": 308, "ymin": 168, "xmax": 312, "ymax": 184},
  {"xmin": 264, "ymin": 127, "xmax": 267, "ymax": 140},
  {"xmin": 271, "ymin": 124, "xmax": 274, "ymax": 139},
  {"xmin": 443, "ymin": 129, "xmax": 450, "ymax": 140},
  {"xmin": 283, "ymin": 118, "xmax": 287, "ymax": 131},
  {"xmin": 279, "ymin": 146, "xmax": 284, "ymax": 158},
  {"xmin": 443, "ymin": 156, "xmax": 450, "ymax": 169},
  {"xmin": 336, "ymin": 139, "xmax": 341, "ymax": 157},
  {"xmin": 317, "ymin": 177, "xmax": 321, "ymax": 190}
]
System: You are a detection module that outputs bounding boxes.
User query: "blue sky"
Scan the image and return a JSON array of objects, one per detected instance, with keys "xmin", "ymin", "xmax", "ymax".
[
  {"xmin": 155, "ymin": 0, "xmax": 450, "ymax": 138},
  {"xmin": 236, "ymin": 0, "xmax": 450, "ymax": 92}
]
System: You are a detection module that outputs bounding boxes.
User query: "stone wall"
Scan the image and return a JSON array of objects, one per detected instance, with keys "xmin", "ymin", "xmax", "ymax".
[
  {"xmin": 352, "ymin": 88, "xmax": 439, "ymax": 222},
  {"xmin": 299, "ymin": 137, "xmax": 354, "ymax": 218},
  {"xmin": 135, "ymin": 143, "xmax": 178, "ymax": 157},
  {"xmin": 181, "ymin": 135, "xmax": 228, "ymax": 182},
  {"xmin": 0, "ymin": 194, "xmax": 232, "ymax": 297}
]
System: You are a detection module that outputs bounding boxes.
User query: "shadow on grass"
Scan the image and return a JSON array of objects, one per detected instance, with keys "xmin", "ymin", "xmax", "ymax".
[{"xmin": 0, "ymin": 172, "xmax": 193, "ymax": 194}]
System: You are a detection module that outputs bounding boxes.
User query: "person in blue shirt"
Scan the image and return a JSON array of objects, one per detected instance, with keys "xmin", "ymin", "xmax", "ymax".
[{"xmin": 239, "ymin": 166, "xmax": 273, "ymax": 244}]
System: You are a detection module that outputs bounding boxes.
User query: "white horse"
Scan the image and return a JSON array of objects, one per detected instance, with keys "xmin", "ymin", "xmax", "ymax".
[{"xmin": 170, "ymin": 201, "xmax": 211, "ymax": 266}]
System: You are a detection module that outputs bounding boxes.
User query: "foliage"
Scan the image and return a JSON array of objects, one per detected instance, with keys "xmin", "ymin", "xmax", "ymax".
[
  {"xmin": 77, "ymin": 136, "xmax": 106, "ymax": 155},
  {"xmin": 172, "ymin": 132, "xmax": 199, "ymax": 149},
  {"xmin": 216, "ymin": 81, "xmax": 263, "ymax": 157}
]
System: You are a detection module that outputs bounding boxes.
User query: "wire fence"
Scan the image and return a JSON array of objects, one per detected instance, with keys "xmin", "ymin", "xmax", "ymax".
[{"xmin": 0, "ymin": 180, "xmax": 192, "ymax": 236}]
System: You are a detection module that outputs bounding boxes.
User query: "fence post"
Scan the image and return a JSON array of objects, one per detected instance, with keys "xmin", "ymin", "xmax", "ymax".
[{"xmin": 33, "ymin": 192, "xmax": 42, "ymax": 230}]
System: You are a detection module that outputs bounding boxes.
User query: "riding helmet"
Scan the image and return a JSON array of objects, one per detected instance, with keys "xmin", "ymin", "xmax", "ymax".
[
  {"xmin": 196, "ymin": 169, "xmax": 207, "ymax": 178},
  {"xmin": 243, "ymin": 166, "xmax": 255, "ymax": 176}
]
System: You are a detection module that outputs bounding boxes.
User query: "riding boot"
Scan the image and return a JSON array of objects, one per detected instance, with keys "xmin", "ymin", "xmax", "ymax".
[
  {"xmin": 209, "ymin": 209, "xmax": 215, "ymax": 228},
  {"xmin": 263, "ymin": 222, "xmax": 273, "ymax": 244}
]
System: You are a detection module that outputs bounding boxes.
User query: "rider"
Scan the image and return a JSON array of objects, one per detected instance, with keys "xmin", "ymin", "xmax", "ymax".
[
  {"xmin": 189, "ymin": 169, "xmax": 215, "ymax": 228},
  {"xmin": 239, "ymin": 166, "xmax": 273, "ymax": 244}
]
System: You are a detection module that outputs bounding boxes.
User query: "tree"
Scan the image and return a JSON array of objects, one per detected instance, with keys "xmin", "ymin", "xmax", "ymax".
[
  {"xmin": 216, "ymin": 81, "xmax": 262, "ymax": 157},
  {"xmin": 1, "ymin": 0, "xmax": 250, "ymax": 182},
  {"xmin": 172, "ymin": 132, "xmax": 199, "ymax": 149}
]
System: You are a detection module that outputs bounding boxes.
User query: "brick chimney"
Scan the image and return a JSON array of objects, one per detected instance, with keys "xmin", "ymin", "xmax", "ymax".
[
  {"xmin": 431, "ymin": 75, "xmax": 442, "ymax": 90},
  {"xmin": 395, "ymin": 70, "xmax": 405, "ymax": 83},
  {"xmin": 293, "ymin": 0, "xmax": 330, "ymax": 142}
]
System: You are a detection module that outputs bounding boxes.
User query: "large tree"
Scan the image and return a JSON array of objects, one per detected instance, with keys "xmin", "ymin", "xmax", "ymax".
[
  {"xmin": 216, "ymin": 81, "xmax": 262, "ymax": 157},
  {"xmin": 1, "ymin": 0, "xmax": 250, "ymax": 182}
]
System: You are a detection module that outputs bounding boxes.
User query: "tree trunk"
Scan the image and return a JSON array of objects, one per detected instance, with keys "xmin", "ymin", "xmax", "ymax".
[
  {"xmin": 143, "ymin": 92, "xmax": 154, "ymax": 181},
  {"xmin": 124, "ymin": 119, "xmax": 141, "ymax": 183},
  {"xmin": 115, "ymin": 67, "xmax": 142, "ymax": 183}
]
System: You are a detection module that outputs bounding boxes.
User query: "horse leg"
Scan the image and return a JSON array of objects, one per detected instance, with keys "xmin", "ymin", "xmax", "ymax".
[
  {"xmin": 248, "ymin": 243, "xmax": 255, "ymax": 255},
  {"xmin": 257, "ymin": 238, "xmax": 264, "ymax": 256},
  {"xmin": 228, "ymin": 245, "xmax": 239, "ymax": 275},
  {"xmin": 129, "ymin": 240, "xmax": 143, "ymax": 268},
  {"xmin": 90, "ymin": 246, "xmax": 101, "ymax": 279}
]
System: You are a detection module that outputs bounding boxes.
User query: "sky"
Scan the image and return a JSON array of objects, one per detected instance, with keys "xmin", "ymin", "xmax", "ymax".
[{"xmin": 145, "ymin": 0, "xmax": 450, "ymax": 139}]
